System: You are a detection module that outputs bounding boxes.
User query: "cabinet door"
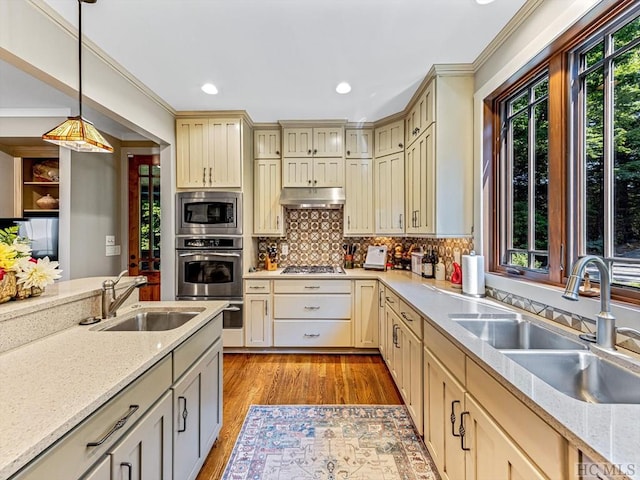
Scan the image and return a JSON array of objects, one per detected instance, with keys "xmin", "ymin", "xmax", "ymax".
[
  {"xmin": 374, "ymin": 120, "xmax": 404, "ymax": 157},
  {"xmin": 374, "ymin": 152, "xmax": 405, "ymax": 234},
  {"xmin": 200, "ymin": 340, "xmax": 223, "ymax": 455},
  {"xmin": 173, "ymin": 364, "xmax": 202, "ymax": 480},
  {"xmin": 405, "ymin": 125, "xmax": 434, "ymax": 235},
  {"xmin": 345, "ymin": 129, "xmax": 373, "ymax": 159},
  {"xmin": 424, "ymin": 348, "xmax": 466, "ymax": 480},
  {"xmin": 110, "ymin": 391, "xmax": 173, "ymax": 480},
  {"xmin": 378, "ymin": 283, "xmax": 386, "ymax": 356},
  {"xmin": 313, "ymin": 157, "xmax": 345, "ymax": 187},
  {"xmin": 399, "ymin": 321, "xmax": 423, "ymax": 435},
  {"xmin": 282, "ymin": 158, "xmax": 313, "ymax": 187},
  {"xmin": 354, "ymin": 280, "xmax": 378, "ymax": 348},
  {"xmin": 344, "ymin": 158, "xmax": 374, "ymax": 236},
  {"xmin": 313, "ymin": 127, "xmax": 344, "ymax": 157},
  {"xmin": 464, "ymin": 395, "xmax": 546, "ymax": 480},
  {"xmin": 176, "ymin": 119, "xmax": 208, "ymax": 188},
  {"xmin": 422, "ymin": 80, "xmax": 435, "ymax": 128},
  {"xmin": 254, "ymin": 159, "xmax": 283, "ymax": 235},
  {"xmin": 254, "ymin": 129, "xmax": 281, "ymax": 159},
  {"xmin": 208, "ymin": 118, "xmax": 242, "ymax": 188},
  {"xmin": 82, "ymin": 456, "xmax": 111, "ymax": 480},
  {"xmin": 245, "ymin": 294, "xmax": 272, "ymax": 347},
  {"xmin": 283, "ymin": 128, "xmax": 313, "ymax": 157}
]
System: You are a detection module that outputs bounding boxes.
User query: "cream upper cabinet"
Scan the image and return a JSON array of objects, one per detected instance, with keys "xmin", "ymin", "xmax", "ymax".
[
  {"xmin": 176, "ymin": 117, "xmax": 242, "ymax": 188},
  {"xmin": 406, "ymin": 80, "xmax": 434, "ymax": 147},
  {"xmin": 254, "ymin": 159, "xmax": 283, "ymax": 236},
  {"xmin": 405, "ymin": 123, "xmax": 434, "ymax": 235},
  {"xmin": 282, "ymin": 126, "xmax": 344, "ymax": 158},
  {"xmin": 254, "ymin": 129, "xmax": 281, "ymax": 159},
  {"xmin": 345, "ymin": 128, "xmax": 373, "ymax": 159},
  {"xmin": 283, "ymin": 157, "xmax": 344, "ymax": 187},
  {"xmin": 374, "ymin": 152, "xmax": 405, "ymax": 234},
  {"xmin": 344, "ymin": 158, "xmax": 374, "ymax": 236},
  {"xmin": 403, "ymin": 70, "xmax": 474, "ymax": 236},
  {"xmin": 374, "ymin": 120, "xmax": 404, "ymax": 157}
]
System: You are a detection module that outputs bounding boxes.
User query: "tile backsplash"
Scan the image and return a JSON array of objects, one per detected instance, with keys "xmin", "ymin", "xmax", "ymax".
[{"xmin": 256, "ymin": 208, "xmax": 474, "ymax": 280}]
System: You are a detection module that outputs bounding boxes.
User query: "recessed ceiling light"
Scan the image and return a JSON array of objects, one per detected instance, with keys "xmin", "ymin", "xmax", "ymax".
[
  {"xmin": 475, "ymin": 0, "xmax": 495, "ymax": 4},
  {"xmin": 336, "ymin": 82, "xmax": 352, "ymax": 94},
  {"xmin": 201, "ymin": 83, "xmax": 218, "ymax": 95}
]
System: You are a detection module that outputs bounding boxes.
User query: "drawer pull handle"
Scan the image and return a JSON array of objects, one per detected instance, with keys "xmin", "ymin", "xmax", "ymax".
[
  {"xmin": 385, "ymin": 296, "xmax": 395, "ymax": 303},
  {"xmin": 87, "ymin": 405, "xmax": 139, "ymax": 447},
  {"xmin": 121, "ymin": 462, "xmax": 133, "ymax": 480},
  {"xmin": 178, "ymin": 396, "xmax": 188, "ymax": 432},
  {"xmin": 249, "ymin": 286, "xmax": 266, "ymax": 289},
  {"xmin": 400, "ymin": 312, "xmax": 413, "ymax": 322},
  {"xmin": 304, "ymin": 286, "xmax": 321, "ymax": 289},
  {"xmin": 459, "ymin": 411, "xmax": 470, "ymax": 451},
  {"xmin": 451, "ymin": 400, "xmax": 461, "ymax": 437},
  {"xmin": 304, "ymin": 306, "xmax": 320, "ymax": 310},
  {"xmin": 304, "ymin": 333, "xmax": 320, "ymax": 337}
]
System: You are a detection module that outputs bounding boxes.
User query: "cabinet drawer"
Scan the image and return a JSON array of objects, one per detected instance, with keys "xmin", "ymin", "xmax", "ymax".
[
  {"xmin": 274, "ymin": 294, "xmax": 351, "ymax": 319},
  {"xmin": 384, "ymin": 288, "xmax": 400, "ymax": 315},
  {"xmin": 173, "ymin": 313, "xmax": 222, "ymax": 381},
  {"xmin": 397, "ymin": 299, "xmax": 423, "ymax": 340},
  {"xmin": 274, "ymin": 320, "xmax": 352, "ymax": 346},
  {"xmin": 274, "ymin": 279, "xmax": 351, "ymax": 294},
  {"xmin": 244, "ymin": 279, "xmax": 271, "ymax": 294},
  {"xmin": 466, "ymin": 359, "xmax": 567, "ymax": 479},
  {"xmin": 424, "ymin": 320, "xmax": 465, "ymax": 385},
  {"xmin": 12, "ymin": 356, "xmax": 172, "ymax": 480}
]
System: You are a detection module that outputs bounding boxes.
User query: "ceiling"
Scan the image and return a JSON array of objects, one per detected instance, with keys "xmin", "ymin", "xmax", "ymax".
[{"xmin": 2, "ymin": 0, "xmax": 527, "ymax": 140}]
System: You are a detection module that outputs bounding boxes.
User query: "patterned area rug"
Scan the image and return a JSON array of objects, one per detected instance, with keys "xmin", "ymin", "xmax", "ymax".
[{"xmin": 221, "ymin": 405, "xmax": 440, "ymax": 480}]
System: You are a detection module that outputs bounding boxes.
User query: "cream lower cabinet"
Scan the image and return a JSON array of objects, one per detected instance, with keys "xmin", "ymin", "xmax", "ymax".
[
  {"xmin": 254, "ymin": 159, "xmax": 283, "ymax": 236},
  {"xmin": 423, "ymin": 320, "xmax": 567, "ymax": 480},
  {"xmin": 353, "ymin": 280, "xmax": 378, "ymax": 348},
  {"xmin": 344, "ymin": 158, "xmax": 374, "ymax": 236},
  {"xmin": 109, "ymin": 391, "xmax": 173, "ymax": 480},
  {"xmin": 273, "ymin": 280, "xmax": 352, "ymax": 347},
  {"xmin": 374, "ymin": 152, "xmax": 405, "ymax": 234},
  {"xmin": 244, "ymin": 280, "xmax": 272, "ymax": 347},
  {"xmin": 82, "ymin": 456, "xmax": 110, "ymax": 480}
]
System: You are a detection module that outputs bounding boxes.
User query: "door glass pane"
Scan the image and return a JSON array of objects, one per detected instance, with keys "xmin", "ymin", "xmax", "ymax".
[
  {"xmin": 613, "ymin": 45, "xmax": 640, "ymax": 259},
  {"xmin": 511, "ymin": 110, "xmax": 529, "ymax": 250},
  {"xmin": 152, "ymin": 175, "xmax": 161, "ymax": 259},
  {"xmin": 584, "ymin": 68, "xmax": 605, "ymax": 256},
  {"xmin": 139, "ymin": 176, "xmax": 150, "ymax": 256}
]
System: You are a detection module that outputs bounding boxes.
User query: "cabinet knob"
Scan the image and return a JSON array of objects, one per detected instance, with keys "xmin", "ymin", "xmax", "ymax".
[
  {"xmin": 308, "ymin": 180, "xmax": 312, "ymax": 185},
  {"xmin": 399, "ymin": 143, "xmax": 403, "ymax": 148},
  {"xmin": 346, "ymin": 150, "xmax": 351, "ymax": 156},
  {"xmin": 313, "ymin": 149, "xmax": 317, "ymax": 155},
  {"xmin": 308, "ymin": 149, "xmax": 312, "ymax": 155},
  {"xmin": 276, "ymin": 150, "xmax": 280, "ymax": 155}
]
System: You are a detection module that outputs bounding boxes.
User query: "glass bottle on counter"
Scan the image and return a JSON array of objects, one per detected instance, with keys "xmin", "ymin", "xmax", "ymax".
[{"xmin": 422, "ymin": 249, "xmax": 434, "ymax": 278}]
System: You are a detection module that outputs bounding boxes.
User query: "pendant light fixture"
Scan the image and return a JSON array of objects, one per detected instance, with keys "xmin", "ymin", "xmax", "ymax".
[{"xmin": 42, "ymin": 0, "xmax": 114, "ymax": 153}]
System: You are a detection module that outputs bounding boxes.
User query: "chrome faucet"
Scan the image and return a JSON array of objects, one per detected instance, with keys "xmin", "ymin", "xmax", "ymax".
[
  {"xmin": 101, "ymin": 270, "xmax": 148, "ymax": 319},
  {"xmin": 562, "ymin": 255, "xmax": 616, "ymax": 349}
]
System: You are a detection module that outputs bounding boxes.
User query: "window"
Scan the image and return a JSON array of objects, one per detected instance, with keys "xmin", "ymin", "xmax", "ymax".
[
  {"xmin": 574, "ymin": 13, "xmax": 640, "ymax": 289},
  {"xmin": 488, "ymin": 1, "xmax": 640, "ymax": 303},
  {"xmin": 499, "ymin": 74, "xmax": 549, "ymax": 272}
]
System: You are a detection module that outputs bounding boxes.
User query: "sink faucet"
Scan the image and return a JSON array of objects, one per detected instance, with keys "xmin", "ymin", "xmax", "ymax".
[
  {"xmin": 562, "ymin": 255, "xmax": 616, "ymax": 350},
  {"xmin": 102, "ymin": 270, "xmax": 148, "ymax": 319}
]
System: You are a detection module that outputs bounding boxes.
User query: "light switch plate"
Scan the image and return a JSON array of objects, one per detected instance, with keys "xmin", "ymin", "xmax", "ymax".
[
  {"xmin": 105, "ymin": 235, "xmax": 116, "ymax": 246},
  {"xmin": 281, "ymin": 243, "xmax": 289, "ymax": 255}
]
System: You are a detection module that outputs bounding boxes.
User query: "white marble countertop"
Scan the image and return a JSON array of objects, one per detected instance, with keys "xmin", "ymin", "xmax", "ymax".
[
  {"xmin": 0, "ymin": 300, "xmax": 228, "ymax": 480},
  {"xmin": 247, "ymin": 267, "xmax": 640, "ymax": 477}
]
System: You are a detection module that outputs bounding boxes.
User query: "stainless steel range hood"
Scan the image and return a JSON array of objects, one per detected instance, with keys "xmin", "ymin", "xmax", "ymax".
[{"xmin": 279, "ymin": 187, "xmax": 345, "ymax": 209}]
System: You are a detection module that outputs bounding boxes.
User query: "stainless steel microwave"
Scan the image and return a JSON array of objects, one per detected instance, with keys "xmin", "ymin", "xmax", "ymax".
[{"xmin": 176, "ymin": 191, "xmax": 242, "ymax": 236}]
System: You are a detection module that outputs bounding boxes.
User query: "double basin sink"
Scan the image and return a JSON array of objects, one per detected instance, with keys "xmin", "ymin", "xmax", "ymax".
[{"xmin": 450, "ymin": 313, "xmax": 640, "ymax": 404}]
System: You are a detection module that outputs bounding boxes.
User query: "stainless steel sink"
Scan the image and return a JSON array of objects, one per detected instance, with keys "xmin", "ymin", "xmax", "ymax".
[
  {"xmin": 504, "ymin": 351, "xmax": 640, "ymax": 404},
  {"xmin": 99, "ymin": 309, "xmax": 203, "ymax": 331},
  {"xmin": 451, "ymin": 314, "xmax": 587, "ymax": 350}
]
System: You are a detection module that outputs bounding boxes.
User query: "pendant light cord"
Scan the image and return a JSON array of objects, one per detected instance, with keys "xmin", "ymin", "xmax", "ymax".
[{"xmin": 78, "ymin": 0, "xmax": 83, "ymax": 118}]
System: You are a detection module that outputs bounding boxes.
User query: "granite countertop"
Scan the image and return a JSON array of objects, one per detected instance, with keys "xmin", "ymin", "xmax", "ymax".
[
  {"xmin": 0, "ymin": 300, "xmax": 228, "ymax": 479},
  {"xmin": 246, "ymin": 267, "xmax": 640, "ymax": 477}
]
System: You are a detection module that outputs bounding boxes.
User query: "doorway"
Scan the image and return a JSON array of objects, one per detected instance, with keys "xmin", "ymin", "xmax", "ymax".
[{"xmin": 128, "ymin": 154, "xmax": 161, "ymax": 300}]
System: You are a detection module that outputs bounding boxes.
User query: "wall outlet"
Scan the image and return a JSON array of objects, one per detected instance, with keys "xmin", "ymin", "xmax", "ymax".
[
  {"xmin": 105, "ymin": 235, "xmax": 116, "ymax": 246},
  {"xmin": 281, "ymin": 243, "xmax": 289, "ymax": 255},
  {"xmin": 106, "ymin": 245, "xmax": 121, "ymax": 256}
]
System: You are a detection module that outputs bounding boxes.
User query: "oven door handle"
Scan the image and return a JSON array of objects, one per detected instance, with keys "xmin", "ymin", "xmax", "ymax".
[
  {"xmin": 178, "ymin": 252, "xmax": 241, "ymax": 258},
  {"xmin": 223, "ymin": 306, "xmax": 241, "ymax": 312}
]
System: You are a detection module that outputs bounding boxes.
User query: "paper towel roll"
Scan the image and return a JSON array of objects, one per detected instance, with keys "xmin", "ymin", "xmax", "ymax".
[{"xmin": 462, "ymin": 253, "xmax": 485, "ymax": 297}]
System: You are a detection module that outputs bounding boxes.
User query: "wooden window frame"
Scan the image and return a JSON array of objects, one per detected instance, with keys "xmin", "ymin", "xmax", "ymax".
[{"xmin": 485, "ymin": 0, "xmax": 640, "ymax": 305}]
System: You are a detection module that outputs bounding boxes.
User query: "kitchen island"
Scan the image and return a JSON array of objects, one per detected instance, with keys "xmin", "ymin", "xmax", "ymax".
[
  {"xmin": 0, "ymin": 277, "xmax": 227, "ymax": 480},
  {"xmin": 244, "ymin": 267, "xmax": 640, "ymax": 479}
]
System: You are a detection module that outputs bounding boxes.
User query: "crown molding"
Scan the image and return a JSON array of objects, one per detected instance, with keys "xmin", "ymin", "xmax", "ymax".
[{"xmin": 278, "ymin": 119, "xmax": 347, "ymax": 128}]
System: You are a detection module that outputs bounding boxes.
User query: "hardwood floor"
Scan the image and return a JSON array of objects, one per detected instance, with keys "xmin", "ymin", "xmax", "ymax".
[{"xmin": 196, "ymin": 353, "xmax": 402, "ymax": 480}]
